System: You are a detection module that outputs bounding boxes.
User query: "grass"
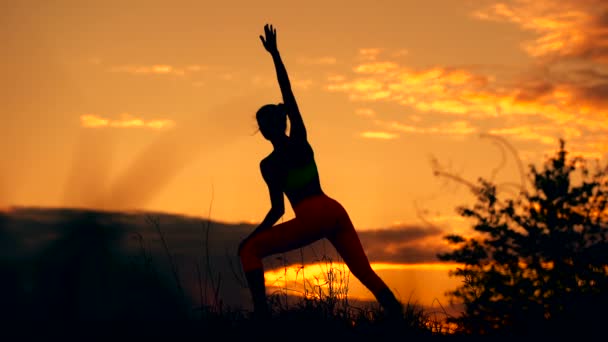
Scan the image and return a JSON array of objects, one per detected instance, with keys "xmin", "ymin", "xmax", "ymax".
[
  {"xmin": 137, "ymin": 213, "xmax": 457, "ymax": 340},
  {"xmin": 0, "ymin": 208, "xmax": 458, "ymax": 340},
  {"xmin": 5, "ymin": 204, "xmax": 603, "ymax": 340}
]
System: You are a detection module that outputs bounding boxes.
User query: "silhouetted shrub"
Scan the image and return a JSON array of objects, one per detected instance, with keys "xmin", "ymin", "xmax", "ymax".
[{"xmin": 439, "ymin": 140, "xmax": 608, "ymax": 336}]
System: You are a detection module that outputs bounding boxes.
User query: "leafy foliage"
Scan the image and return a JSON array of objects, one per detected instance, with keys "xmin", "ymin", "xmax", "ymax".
[{"xmin": 439, "ymin": 140, "xmax": 608, "ymax": 336}]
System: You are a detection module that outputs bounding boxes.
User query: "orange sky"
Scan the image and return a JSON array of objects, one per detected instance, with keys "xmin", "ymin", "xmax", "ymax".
[{"xmin": 2, "ymin": 0, "xmax": 608, "ymax": 311}]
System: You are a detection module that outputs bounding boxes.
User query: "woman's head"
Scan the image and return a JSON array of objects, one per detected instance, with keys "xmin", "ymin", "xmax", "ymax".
[{"xmin": 256, "ymin": 103, "xmax": 287, "ymax": 140}]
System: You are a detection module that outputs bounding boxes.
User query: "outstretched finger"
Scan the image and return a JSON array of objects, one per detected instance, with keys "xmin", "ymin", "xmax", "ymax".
[{"xmin": 259, "ymin": 35, "xmax": 266, "ymax": 45}]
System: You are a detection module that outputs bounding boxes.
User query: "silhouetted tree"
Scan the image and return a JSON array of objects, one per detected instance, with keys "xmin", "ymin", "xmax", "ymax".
[{"xmin": 439, "ymin": 140, "xmax": 608, "ymax": 336}]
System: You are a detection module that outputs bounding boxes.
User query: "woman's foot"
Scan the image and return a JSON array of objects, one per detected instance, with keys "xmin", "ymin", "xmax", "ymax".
[
  {"xmin": 244, "ymin": 268, "xmax": 271, "ymax": 320},
  {"xmin": 376, "ymin": 287, "xmax": 404, "ymax": 321}
]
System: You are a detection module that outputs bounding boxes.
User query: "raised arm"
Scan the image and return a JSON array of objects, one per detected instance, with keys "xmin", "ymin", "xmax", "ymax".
[{"xmin": 260, "ymin": 24, "xmax": 307, "ymax": 141}]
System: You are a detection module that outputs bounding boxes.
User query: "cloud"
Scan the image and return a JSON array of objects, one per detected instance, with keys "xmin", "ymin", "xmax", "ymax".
[
  {"xmin": 473, "ymin": 0, "xmax": 608, "ymax": 64},
  {"xmin": 357, "ymin": 225, "xmax": 449, "ymax": 264},
  {"xmin": 3, "ymin": 207, "xmax": 450, "ymax": 267},
  {"xmin": 324, "ymin": 1, "xmax": 608, "ymax": 151},
  {"xmin": 409, "ymin": 115, "xmax": 422, "ymax": 122},
  {"xmin": 384, "ymin": 120, "xmax": 477, "ymax": 136},
  {"xmin": 488, "ymin": 126, "xmax": 561, "ymax": 145},
  {"xmin": 327, "ymin": 74, "xmax": 346, "ymax": 82},
  {"xmin": 327, "ymin": 78, "xmax": 384, "ymax": 92},
  {"xmin": 358, "ymin": 48, "xmax": 383, "ymax": 61},
  {"xmin": 107, "ymin": 64, "xmax": 207, "ymax": 76},
  {"xmin": 260, "ymin": 224, "xmax": 450, "ymax": 267},
  {"xmin": 80, "ymin": 114, "xmax": 109, "ymax": 128},
  {"xmin": 326, "ymin": 57, "xmax": 608, "ymax": 144},
  {"xmin": 355, "ymin": 108, "xmax": 376, "ymax": 117},
  {"xmin": 327, "ymin": 65, "xmax": 491, "ymax": 109},
  {"xmin": 360, "ymin": 131, "xmax": 399, "ymax": 140},
  {"xmin": 391, "ymin": 49, "xmax": 410, "ymax": 58},
  {"xmin": 80, "ymin": 114, "xmax": 175, "ymax": 130},
  {"xmin": 296, "ymin": 56, "xmax": 337, "ymax": 65},
  {"xmin": 185, "ymin": 65, "xmax": 205, "ymax": 72},
  {"xmin": 357, "ymin": 48, "xmax": 410, "ymax": 62},
  {"xmin": 354, "ymin": 62, "xmax": 400, "ymax": 74},
  {"xmin": 251, "ymin": 75, "xmax": 274, "ymax": 88},
  {"xmin": 293, "ymin": 79, "xmax": 314, "ymax": 90}
]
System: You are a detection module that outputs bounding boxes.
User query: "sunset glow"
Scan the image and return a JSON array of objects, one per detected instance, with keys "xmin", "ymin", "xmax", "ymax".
[
  {"xmin": 264, "ymin": 262, "xmax": 463, "ymax": 308},
  {"xmin": 2, "ymin": 0, "xmax": 607, "ymax": 316}
]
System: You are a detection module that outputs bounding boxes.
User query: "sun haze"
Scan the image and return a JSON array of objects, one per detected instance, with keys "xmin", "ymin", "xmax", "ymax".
[{"xmin": 2, "ymin": 0, "xmax": 607, "ymax": 309}]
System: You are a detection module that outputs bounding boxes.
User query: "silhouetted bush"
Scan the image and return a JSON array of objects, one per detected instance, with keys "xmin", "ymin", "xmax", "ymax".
[{"xmin": 439, "ymin": 140, "xmax": 608, "ymax": 336}]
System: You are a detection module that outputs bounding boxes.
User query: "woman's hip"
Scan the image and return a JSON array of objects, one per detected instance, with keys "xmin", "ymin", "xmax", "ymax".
[{"xmin": 293, "ymin": 193, "xmax": 347, "ymax": 222}]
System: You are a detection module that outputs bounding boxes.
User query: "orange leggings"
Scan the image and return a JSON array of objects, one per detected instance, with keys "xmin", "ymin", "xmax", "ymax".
[{"xmin": 239, "ymin": 194, "xmax": 389, "ymax": 296}]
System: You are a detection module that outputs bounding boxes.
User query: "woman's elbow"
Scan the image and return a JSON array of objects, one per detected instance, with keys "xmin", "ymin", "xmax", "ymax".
[{"xmin": 271, "ymin": 207, "xmax": 285, "ymax": 218}]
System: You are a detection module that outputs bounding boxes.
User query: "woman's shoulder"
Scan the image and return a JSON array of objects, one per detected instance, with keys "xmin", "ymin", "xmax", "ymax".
[
  {"xmin": 260, "ymin": 153, "xmax": 275, "ymax": 168},
  {"xmin": 260, "ymin": 152, "xmax": 281, "ymax": 172},
  {"xmin": 260, "ymin": 153, "xmax": 285, "ymax": 183}
]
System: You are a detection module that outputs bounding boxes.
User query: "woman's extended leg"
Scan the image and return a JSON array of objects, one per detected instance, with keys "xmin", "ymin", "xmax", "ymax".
[{"xmin": 326, "ymin": 203, "xmax": 403, "ymax": 318}]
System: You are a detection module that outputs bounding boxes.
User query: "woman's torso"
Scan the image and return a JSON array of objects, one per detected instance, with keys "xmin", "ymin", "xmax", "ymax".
[{"xmin": 263, "ymin": 138, "xmax": 324, "ymax": 208}]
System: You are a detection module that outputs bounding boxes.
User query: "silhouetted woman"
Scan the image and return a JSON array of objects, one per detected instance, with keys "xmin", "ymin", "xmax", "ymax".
[{"xmin": 239, "ymin": 24, "xmax": 403, "ymax": 320}]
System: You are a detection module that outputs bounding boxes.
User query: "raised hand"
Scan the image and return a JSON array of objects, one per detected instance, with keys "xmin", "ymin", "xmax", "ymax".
[{"xmin": 259, "ymin": 24, "xmax": 278, "ymax": 55}]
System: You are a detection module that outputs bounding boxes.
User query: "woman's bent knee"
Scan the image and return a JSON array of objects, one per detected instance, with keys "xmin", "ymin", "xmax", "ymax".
[
  {"xmin": 238, "ymin": 238, "xmax": 253, "ymax": 259},
  {"xmin": 238, "ymin": 239, "xmax": 263, "ymax": 271},
  {"xmin": 238, "ymin": 239, "xmax": 246, "ymax": 257}
]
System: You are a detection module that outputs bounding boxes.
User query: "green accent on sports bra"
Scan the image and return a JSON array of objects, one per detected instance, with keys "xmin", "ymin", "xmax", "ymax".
[{"xmin": 285, "ymin": 161, "xmax": 319, "ymax": 191}]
